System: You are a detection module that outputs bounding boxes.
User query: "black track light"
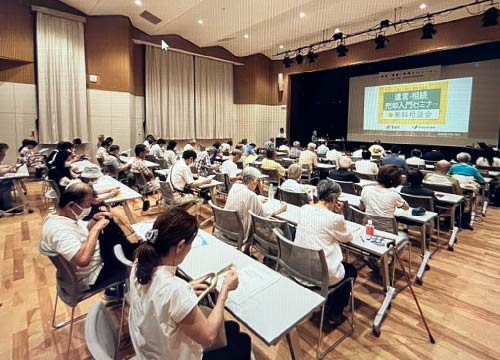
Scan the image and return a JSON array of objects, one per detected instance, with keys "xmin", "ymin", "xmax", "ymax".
[
  {"xmin": 295, "ymin": 53, "xmax": 304, "ymax": 65},
  {"xmin": 421, "ymin": 22, "xmax": 437, "ymax": 39},
  {"xmin": 482, "ymin": 7, "xmax": 498, "ymax": 27},
  {"xmin": 332, "ymin": 32, "xmax": 343, "ymax": 41},
  {"xmin": 374, "ymin": 34, "xmax": 388, "ymax": 49},
  {"xmin": 380, "ymin": 19, "xmax": 391, "ymax": 28},
  {"xmin": 306, "ymin": 49, "xmax": 318, "ymax": 63},
  {"xmin": 283, "ymin": 54, "xmax": 293, "ymax": 68},
  {"xmin": 336, "ymin": 43, "xmax": 348, "ymax": 57}
]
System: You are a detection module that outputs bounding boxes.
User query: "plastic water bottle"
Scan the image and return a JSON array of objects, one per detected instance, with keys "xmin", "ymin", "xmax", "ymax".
[
  {"xmin": 365, "ymin": 219, "xmax": 375, "ymax": 238},
  {"xmin": 268, "ymin": 183, "xmax": 275, "ymax": 200}
]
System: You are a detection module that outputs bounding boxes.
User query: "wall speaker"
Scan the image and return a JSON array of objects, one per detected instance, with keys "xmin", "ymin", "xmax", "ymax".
[{"xmin": 278, "ymin": 73, "xmax": 284, "ymax": 92}]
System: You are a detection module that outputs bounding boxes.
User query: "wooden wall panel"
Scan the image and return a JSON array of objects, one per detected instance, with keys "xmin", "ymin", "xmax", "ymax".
[
  {"xmin": 270, "ymin": 15, "xmax": 500, "ymax": 105},
  {"xmin": 0, "ymin": 60, "xmax": 34, "ymax": 84},
  {"xmin": 234, "ymin": 54, "xmax": 273, "ymax": 105}
]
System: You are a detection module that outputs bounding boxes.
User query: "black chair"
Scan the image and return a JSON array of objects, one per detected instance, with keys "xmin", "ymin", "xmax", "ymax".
[{"xmin": 279, "ymin": 188, "xmax": 309, "ymax": 207}]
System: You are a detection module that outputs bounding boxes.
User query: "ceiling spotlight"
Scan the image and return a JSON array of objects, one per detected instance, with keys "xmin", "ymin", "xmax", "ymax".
[
  {"xmin": 419, "ymin": 3, "xmax": 427, "ymax": 10},
  {"xmin": 482, "ymin": 7, "xmax": 499, "ymax": 27},
  {"xmin": 134, "ymin": 0, "xmax": 142, "ymax": 5},
  {"xmin": 243, "ymin": 34, "xmax": 249, "ymax": 39},
  {"xmin": 197, "ymin": 19, "xmax": 204, "ymax": 24},
  {"xmin": 380, "ymin": 19, "xmax": 391, "ymax": 28},
  {"xmin": 295, "ymin": 52, "xmax": 304, "ymax": 65},
  {"xmin": 333, "ymin": 31, "xmax": 343, "ymax": 41},
  {"xmin": 283, "ymin": 54, "xmax": 293, "ymax": 68},
  {"xmin": 421, "ymin": 22, "xmax": 437, "ymax": 39},
  {"xmin": 306, "ymin": 49, "xmax": 318, "ymax": 63},
  {"xmin": 299, "ymin": 12, "xmax": 306, "ymax": 18},
  {"xmin": 374, "ymin": 34, "xmax": 388, "ymax": 49},
  {"xmin": 336, "ymin": 43, "xmax": 348, "ymax": 57}
]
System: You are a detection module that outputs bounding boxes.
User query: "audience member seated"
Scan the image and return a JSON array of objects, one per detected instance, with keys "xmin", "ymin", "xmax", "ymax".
[
  {"xmin": 311, "ymin": 130, "xmax": 319, "ymax": 143},
  {"xmin": 294, "ymin": 180, "xmax": 357, "ymax": 329},
  {"xmin": 210, "ymin": 142, "xmax": 222, "ymax": 164},
  {"xmin": 450, "ymin": 152, "xmax": 484, "ymax": 183},
  {"xmin": 400, "ymin": 170, "xmax": 435, "ymax": 197},
  {"xmin": 278, "ymin": 139, "xmax": 290, "ymax": 155},
  {"xmin": 47, "ymin": 141, "xmax": 77, "ymax": 167},
  {"xmin": 220, "ymin": 140, "xmax": 233, "ymax": 153},
  {"xmin": 423, "ymin": 149, "xmax": 445, "ymax": 162},
  {"xmin": 143, "ymin": 134, "xmax": 156, "ymax": 150},
  {"xmin": 351, "ymin": 145, "xmax": 367, "ymax": 158},
  {"xmin": 316, "ymin": 141, "xmax": 329, "ymax": 157},
  {"xmin": 276, "ymin": 127, "xmax": 286, "ymax": 138},
  {"xmin": 150, "ymin": 138, "xmax": 167, "ymax": 159},
  {"xmin": 131, "ymin": 144, "xmax": 160, "ymax": 191},
  {"xmin": 475, "ymin": 156, "xmax": 489, "ymax": 167},
  {"xmin": 406, "ymin": 149, "xmax": 425, "ymax": 167},
  {"xmin": 73, "ymin": 138, "xmax": 82, "ymax": 145},
  {"xmin": 328, "ymin": 157, "xmax": 359, "ymax": 183},
  {"xmin": 424, "ymin": 160, "xmax": 462, "ymax": 194},
  {"xmin": 359, "ymin": 165, "xmax": 409, "ymax": 217},
  {"xmin": 165, "ymin": 141, "xmax": 178, "ymax": 167},
  {"xmin": 128, "ymin": 208, "xmax": 251, "ymax": 359},
  {"xmin": 493, "ymin": 157, "xmax": 500, "ymax": 167},
  {"xmin": 280, "ymin": 164, "xmax": 314, "ymax": 201},
  {"xmin": 289, "ymin": 141, "xmax": 302, "ymax": 158},
  {"xmin": 225, "ymin": 167, "xmax": 286, "ymax": 240},
  {"xmin": 220, "ymin": 149, "xmax": 242, "ymax": 180},
  {"xmin": 355, "ymin": 151, "xmax": 378, "ymax": 175},
  {"xmin": 96, "ymin": 134, "xmax": 104, "ymax": 149},
  {"xmin": 299, "ymin": 142, "xmax": 318, "ymax": 170},
  {"xmin": 40, "ymin": 183, "xmax": 138, "ymax": 295},
  {"xmin": 18, "ymin": 139, "xmax": 43, "ymax": 168},
  {"xmin": 326, "ymin": 144, "xmax": 342, "ymax": 165},
  {"xmin": 96, "ymin": 138, "xmax": 112, "ymax": 164},
  {"xmin": 104, "ymin": 145, "xmax": 132, "ymax": 179},
  {"xmin": 0, "ymin": 143, "xmax": 21, "ymax": 214},
  {"xmin": 263, "ymin": 138, "xmax": 274, "ymax": 151},
  {"xmin": 243, "ymin": 145, "xmax": 258, "ymax": 166},
  {"xmin": 168, "ymin": 150, "xmax": 210, "ymax": 205},
  {"xmin": 183, "ymin": 139, "xmax": 197, "ymax": 152},
  {"xmin": 261, "ymin": 149, "xmax": 286, "ymax": 178},
  {"xmin": 381, "ymin": 145, "xmax": 408, "ymax": 173},
  {"xmin": 48, "ymin": 150, "xmax": 78, "ymax": 194},
  {"xmin": 194, "ymin": 147, "xmax": 214, "ymax": 173},
  {"xmin": 368, "ymin": 140, "xmax": 385, "ymax": 156}
]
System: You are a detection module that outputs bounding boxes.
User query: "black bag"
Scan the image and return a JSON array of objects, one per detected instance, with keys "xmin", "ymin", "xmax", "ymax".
[{"xmin": 489, "ymin": 177, "xmax": 500, "ymax": 207}]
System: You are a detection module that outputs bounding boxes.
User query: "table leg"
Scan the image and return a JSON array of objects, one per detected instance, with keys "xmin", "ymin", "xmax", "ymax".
[
  {"xmin": 285, "ymin": 327, "xmax": 304, "ymax": 360},
  {"xmin": 122, "ymin": 201, "xmax": 137, "ymax": 224},
  {"xmin": 381, "ymin": 254, "xmax": 390, "ymax": 291},
  {"xmin": 13, "ymin": 179, "xmax": 30, "ymax": 211},
  {"xmin": 416, "ymin": 250, "xmax": 431, "ymax": 285}
]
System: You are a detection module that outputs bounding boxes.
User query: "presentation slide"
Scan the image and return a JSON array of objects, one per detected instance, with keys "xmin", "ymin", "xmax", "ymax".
[{"xmin": 363, "ymin": 77, "xmax": 473, "ymax": 133}]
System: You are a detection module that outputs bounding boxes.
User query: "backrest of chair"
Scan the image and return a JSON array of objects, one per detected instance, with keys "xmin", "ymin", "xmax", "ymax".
[
  {"xmin": 408, "ymin": 164, "xmax": 425, "ymax": 170},
  {"xmin": 85, "ymin": 301, "xmax": 116, "ymax": 360},
  {"xmin": 261, "ymin": 168, "xmax": 280, "ymax": 184},
  {"xmin": 113, "ymin": 244, "xmax": 133, "ymax": 268},
  {"xmin": 132, "ymin": 172, "xmax": 148, "ymax": 193},
  {"xmin": 104, "ymin": 165, "xmax": 118, "ymax": 179},
  {"xmin": 156, "ymin": 158, "xmax": 169, "ymax": 169},
  {"xmin": 48, "ymin": 179, "xmax": 61, "ymax": 199},
  {"xmin": 400, "ymin": 193, "xmax": 434, "ymax": 211},
  {"xmin": 273, "ymin": 228, "xmax": 329, "ymax": 297},
  {"xmin": 145, "ymin": 155, "xmax": 156, "ymax": 163},
  {"xmin": 423, "ymin": 182, "xmax": 455, "ymax": 194},
  {"xmin": 209, "ymin": 200, "xmax": 245, "ymax": 247},
  {"xmin": 331, "ymin": 179, "xmax": 356, "ymax": 195},
  {"xmin": 249, "ymin": 211, "xmax": 291, "ymax": 257},
  {"xmin": 279, "ymin": 188, "xmax": 309, "ymax": 207},
  {"xmin": 349, "ymin": 205, "xmax": 397, "ymax": 234},
  {"xmin": 353, "ymin": 171, "xmax": 377, "ymax": 181},
  {"xmin": 159, "ymin": 181, "xmax": 175, "ymax": 205}
]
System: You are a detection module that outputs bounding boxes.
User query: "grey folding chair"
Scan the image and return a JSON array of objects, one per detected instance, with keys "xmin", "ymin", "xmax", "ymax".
[
  {"xmin": 84, "ymin": 301, "xmax": 117, "ymax": 360},
  {"xmin": 38, "ymin": 243, "xmax": 124, "ymax": 359},
  {"xmin": 330, "ymin": 179, "xmax": 358, "ymax": 195},
  {"xmin": 248, "ymin": 211, "xmax": 291, "ymax": 269},
  {"xmin": 353, "ymin": 171, "xmax": 377, "ymax": 181},
  {"xmin": 422, "ymin": 182, "xmax": 455, "ymax": 194},
  {"xmin": 260, "ymin": 168, "xmax": 282, "ymax": 186},
  {"xmin": 209, "ymin": 200, "xmax": 246, "ymax": 249},
  {"xmin": 132, "ymin": 171, "xmax": 149, "ymax": 197},
  {"xmin": 273, "ymin": 228, "xmax": 355, "ymax": 359},
  {"xmin": 158, "ymin": 181, "xmax": 198, "ymax": 209},
  {"xmin": 113, "ymin": 244, "xmax": 133, "ymax": 354},
  {"xmin": 279, "ymin": 188, "xmax": 309, "ymax": 207}
]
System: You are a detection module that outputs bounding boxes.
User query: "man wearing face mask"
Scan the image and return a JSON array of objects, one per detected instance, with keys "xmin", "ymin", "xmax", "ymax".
[{"xmin": 40, "ymin": 182, "xmax": 138, "ymax": 294}]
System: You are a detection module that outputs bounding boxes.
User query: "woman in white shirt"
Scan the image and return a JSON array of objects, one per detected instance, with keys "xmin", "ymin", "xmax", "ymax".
[
  {"xmin": 165, "ymin": 140, "xmax": 178, "ymax": 167},
  {"xmin": 150, "ymin": 139, "xmax": 167, "ymax": 159},
  {"xmin": 280, "ymin": 164, "xmax": 313, "ymax": 201},
  {"xmin": 129, "ymin": 208, "xmax": 251, "ymax": 360},
  {"xmin": 294, "ymin": 180, "xmax": 357, "ymax": 329},
  {"xmin": 359, "ymin": 165, "xmax": 409, "ymax": 217}
]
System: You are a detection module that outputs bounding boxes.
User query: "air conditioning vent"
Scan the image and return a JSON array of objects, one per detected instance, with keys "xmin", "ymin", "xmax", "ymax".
[{"xmin": 140, "ymin": 10, "xmax": 162, "ymax": 25}]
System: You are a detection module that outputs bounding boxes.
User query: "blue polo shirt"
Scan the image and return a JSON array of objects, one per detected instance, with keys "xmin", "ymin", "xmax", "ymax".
[
  {"xmin": 381, "ymin": 154, "xmax": 408, "ymax": 173},
  {"xmin": 449, "ymin": 163, "xmax": 484, "ymax": 183}
]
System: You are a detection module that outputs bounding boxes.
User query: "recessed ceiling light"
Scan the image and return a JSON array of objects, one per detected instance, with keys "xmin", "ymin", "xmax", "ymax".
[
  {"xmin": 279, "ymin": 45, "xmax": 284, "ymax": 49},
  {"xmin": 419, "ymin": 3, "xmax": 427, "ymax": 10},
  {"xmin": 134, "ymin": 0, "xmax": 142, "ymax": 6},
  {"xmin": 244, "ymin": 34, "xmax": 249, "ymax": 39},
  {"xmin": 197, "ymin": 19, "xmax": 204, "ymax": 24},
  {"xmin": 299, "ymin": 12, "xmax": 306, "ymax": 18}
]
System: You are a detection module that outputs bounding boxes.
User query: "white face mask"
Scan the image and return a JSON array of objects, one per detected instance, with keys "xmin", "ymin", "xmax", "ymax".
[{"xmin": 72, "ymin": 203, "xmax": 92, "ymax": 221}]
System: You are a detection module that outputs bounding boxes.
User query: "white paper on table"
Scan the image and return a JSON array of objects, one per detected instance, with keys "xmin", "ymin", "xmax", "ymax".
[
  {"xmin": 216, "ymin": 264, "xmax": 280, "ymax": 305},
  {"xmin": 131, "ymin": 221, "xmax": 155, "ymax": 240}
]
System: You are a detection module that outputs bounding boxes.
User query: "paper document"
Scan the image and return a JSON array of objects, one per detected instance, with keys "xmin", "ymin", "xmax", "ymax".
[
  {"xmin": 131, "ymin": 221, "xmax": 155, "ymax": 240},
  {"xmin": 217, "ymin": 264, "xmax": 280, "ymax": 305}
]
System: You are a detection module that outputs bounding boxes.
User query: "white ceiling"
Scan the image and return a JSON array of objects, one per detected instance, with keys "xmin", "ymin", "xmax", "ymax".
[{"xmin": 60, "ymin": 0, "xmax": 491, "ymax": 58}]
